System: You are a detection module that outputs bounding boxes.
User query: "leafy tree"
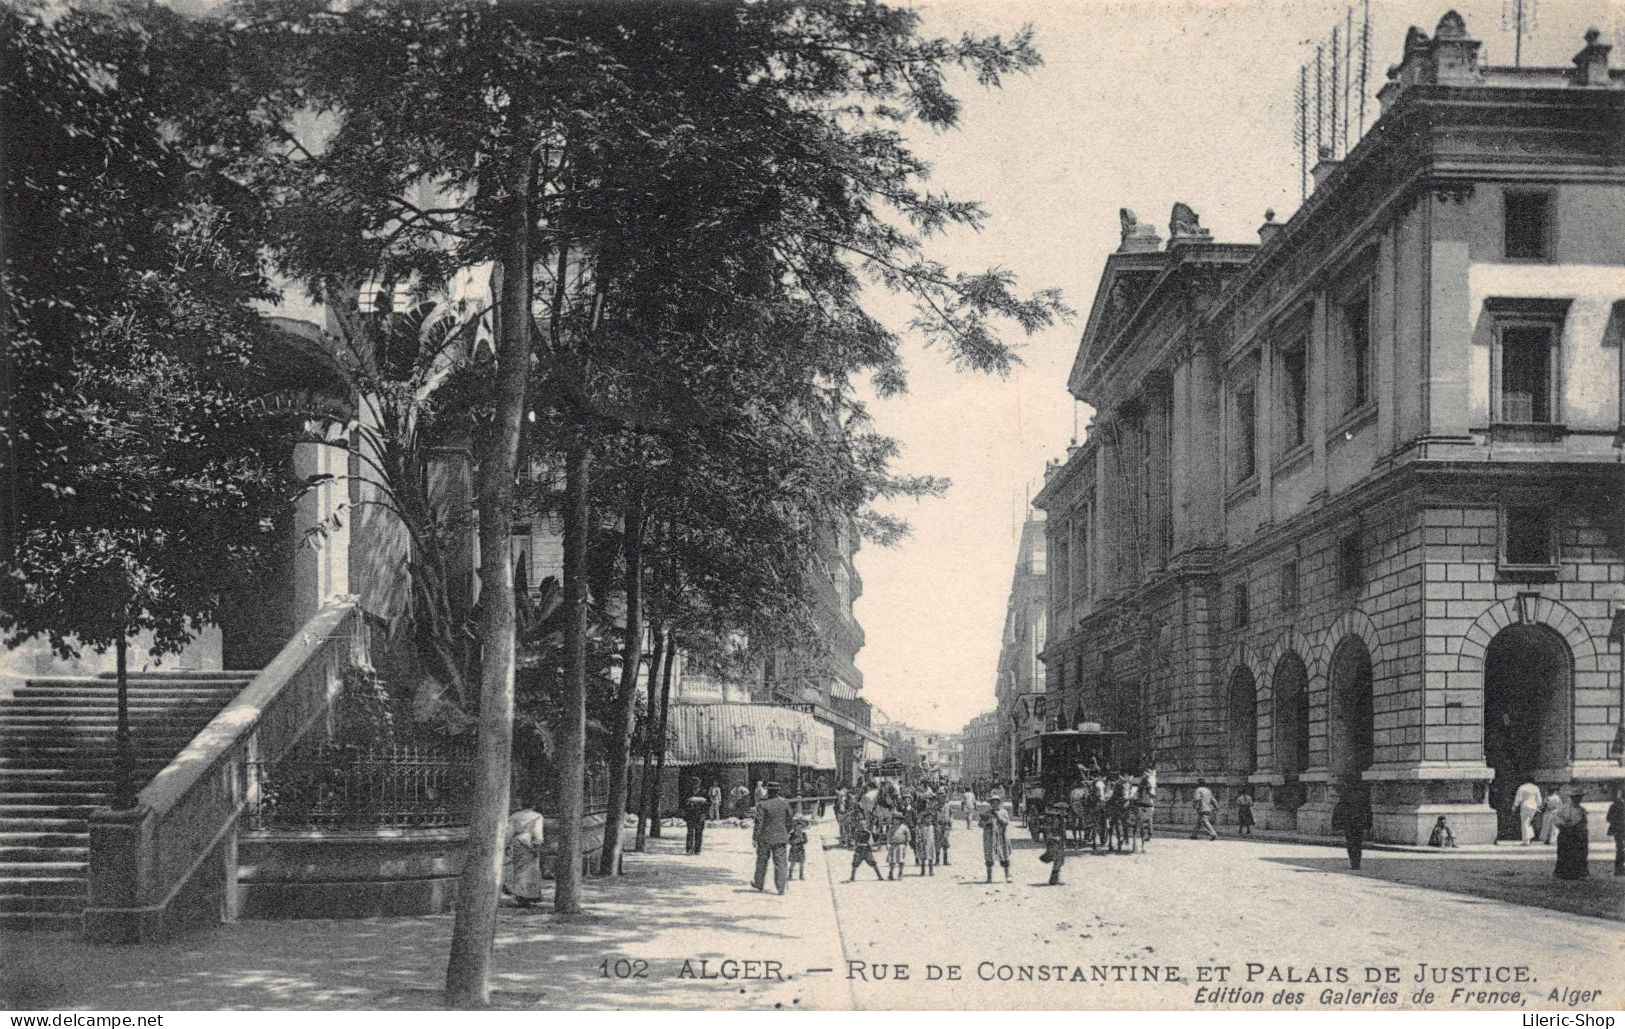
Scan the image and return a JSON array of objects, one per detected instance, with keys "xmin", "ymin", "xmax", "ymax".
[
  {"xmin": 233, "ymin": 0, "xmax": 1065, "ymax": 1006},
  {"xmin": 1, "ymin": 2, "xmax": 299, "ymax": 806}
]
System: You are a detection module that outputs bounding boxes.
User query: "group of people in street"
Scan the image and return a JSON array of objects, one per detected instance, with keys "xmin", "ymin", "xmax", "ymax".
[
  {"xmin": 1512, "ymin": 780, "xmax": 1624, "ymax": 880},
  {"xmin": 837, "ymin": 777, "xmax": 958, "ymax": 880}
]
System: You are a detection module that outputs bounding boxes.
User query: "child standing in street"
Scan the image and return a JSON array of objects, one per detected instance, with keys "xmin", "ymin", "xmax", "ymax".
[
  {"xmin": 936, "ymin": 801, "xmax": 952, "ymax": 866},
  {"xmin": 848, "ymin": 816, "xmax": 883, "ymax": 882},
  {"xmin": 887, "ymin": 816, "xmax": 912, "ymax": 881},
  {"xmin": 788, "ymin": 816, "xmax": 809, "ymax": 880},
  {"xmin": 913, "ymin": 809, "xmax": 937, "ymax": 876}
]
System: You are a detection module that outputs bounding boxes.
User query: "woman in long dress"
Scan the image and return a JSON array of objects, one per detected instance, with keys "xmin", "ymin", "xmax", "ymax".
[
  {"xmin": 980, "ymin": 795, "xmax": 1012, "ymax": 883},
  {"xmin": 502, "ymin": 802, "xmax": 547, "ymax": 906},
  {"xmin": 1553, "ymin": 791, "xmax": 1590, "ymax": 880}
]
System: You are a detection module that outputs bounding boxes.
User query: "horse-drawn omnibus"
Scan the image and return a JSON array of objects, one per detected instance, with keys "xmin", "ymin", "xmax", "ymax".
[{"xmin": 1019, "ymin": 726, "xmax": 1133, "ymax": 845}]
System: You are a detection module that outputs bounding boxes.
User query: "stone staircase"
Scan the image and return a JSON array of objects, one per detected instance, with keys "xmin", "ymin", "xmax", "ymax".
[{"xmin": 0, "ymin": 670, "xmax": 255, "ymax": 931}]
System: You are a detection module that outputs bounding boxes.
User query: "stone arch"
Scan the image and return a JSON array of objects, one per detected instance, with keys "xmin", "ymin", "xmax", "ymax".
[
  {"xmin": 1224, "ymin": 665, "xmax": 1259, "ymax": 776},
  {"xmin": 1270, "ymin": 648, "xmax": 1312, "ymax": 779},
  {"xmin": 1457, "ymin": 596, "xmax": 1600, "ymax": 674},
  {"xmin": 1264, "ymin": 628, "xmax": 1316, "ymax": 687},
  {"xmin": 1314, "ymin": 607, "xmax": 1385, "ymax": 683}
]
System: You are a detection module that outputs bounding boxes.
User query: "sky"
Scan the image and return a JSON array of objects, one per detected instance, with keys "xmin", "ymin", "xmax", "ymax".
[{"xmin": 850, "ymin": 0, "xmax": 1621, "ymax": 733}]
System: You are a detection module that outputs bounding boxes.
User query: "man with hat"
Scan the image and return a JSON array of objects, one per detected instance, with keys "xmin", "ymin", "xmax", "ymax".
[{"xmin": 752, "ymin": 780, "xmax": 793, "ymax": 894}]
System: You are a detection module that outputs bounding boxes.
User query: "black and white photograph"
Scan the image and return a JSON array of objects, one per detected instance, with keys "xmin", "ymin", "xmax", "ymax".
[{"xmin": 1, "ymin": 0, "xmax": 1623, "ymax": 1014}]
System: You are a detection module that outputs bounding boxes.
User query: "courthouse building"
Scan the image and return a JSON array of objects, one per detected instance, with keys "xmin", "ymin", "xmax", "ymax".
[{"xmin": 1034, "ymin": 14, "xmax": 1624, "ymax": 843}]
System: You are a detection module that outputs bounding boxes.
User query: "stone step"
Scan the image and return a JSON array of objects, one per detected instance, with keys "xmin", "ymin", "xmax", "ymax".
[
  {"xmin": 0, "ymin": 832, "xmax": 90, "ymax": 848},
  {"xmin": 0, "ymin": 876, "xmax": 86, "ymax": 897},
  {"xmin": 0, "ymin": 780, "xmax": 115, "ymax": 795},
  {"xmin": 0, "ymin": 893, "xmax": 85, "ymax": 914},
  {"xmin": 0, "ymin": 910, "xmax": 80, "ymax": 930},
  {"xmin": 0, "ymin": 845, "xmax": 89, "ymax": 862},
  {"xmin": 0, "ymin": 751, "xmax": 169, "ymax": 763},
  {"xmin": 0, "ymin": 792, "xmax": 110, "ymax": 807},
  {"xmin": 16, "ymin": 682, "xmax": 239, "ymax": 693},
  {"xmin": 93, "ymin": 670, "xmax": 255, "ymax": 681},
  {"xmin": 0, "ymin": 817, "xmax": 91, "ymax": 833},
  {"xmin": 0, "ymin": 700, "xmax": 228, "ymax": 713},
  {"xmin": 0, "ymin": 804, "xmax": 103, "ymax": 819},
  {"xmin": 0, "ymin": 861, "xmax": 87, "ymax": 878}
]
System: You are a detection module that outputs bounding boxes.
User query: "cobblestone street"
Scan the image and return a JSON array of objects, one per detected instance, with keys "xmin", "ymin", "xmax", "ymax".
[{"xmin": 2, "ymin": 821, "xmax": 1620, "ymax": 1010}]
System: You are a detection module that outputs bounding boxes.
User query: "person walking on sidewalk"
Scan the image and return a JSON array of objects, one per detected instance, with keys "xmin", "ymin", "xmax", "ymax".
[
  {"xmin": 683, "ymin": 779, "xmax": 710, "ymax": 855},
  {"xmin": 1605, "ymin": 786, "xmax": 1625, "ymax": 877},
  {"xmin": 1235, "ymin": 790, "xmax": 1255, "ymax": 838},
  {"xmin": 1513, "ymin": 779, "xmax": 1542, "ymax": 845},
  {"xmin": 1541, "ymin": 787, "xmax": 1565, "ymax": 845},
  {"xmin": 501, "ymin": 800, "xmax": 547, "ymax": 907},
  {"xmin": 980, "ymin": 795, "xmax": 1012, "ymax": 883},
  {"xmin": 1331, "ymin": 788, "xmax": 1365, "ymax": 870},
  {"xmin": 1191, "ymin": 779, "xmax": 1219, "ymax": 841},
  {"xmin": 1553, "ymin": 790, "xmax": 1591, "ymax": 880},
  {"xmin": 752, "ymin": 781, "xmax": 792, "ymax": 894},
  {"xmin": 788, "ymin": 816, "xmax": 809, "ymax": 881}
]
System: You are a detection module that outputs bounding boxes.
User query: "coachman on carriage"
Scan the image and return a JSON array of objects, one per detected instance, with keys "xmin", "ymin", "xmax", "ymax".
[{"xmin": 1019, "ymin": 726, "xmax": 1154, "ymax": 853}]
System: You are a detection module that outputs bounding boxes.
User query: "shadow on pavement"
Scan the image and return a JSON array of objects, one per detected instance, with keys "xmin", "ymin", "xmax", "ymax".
[
  {"xmin": 0, "ymin": 835, "xmax": 815, "ymax": 1010},
  {"xmin": 1262, "ymin": 852, "xmax": 1625, "ymax": 923}
]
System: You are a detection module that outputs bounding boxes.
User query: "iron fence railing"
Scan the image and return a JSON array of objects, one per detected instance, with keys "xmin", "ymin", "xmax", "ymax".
[{"xmin": 245, "ymin": 742, "xmax": 476, "ymax": 831}]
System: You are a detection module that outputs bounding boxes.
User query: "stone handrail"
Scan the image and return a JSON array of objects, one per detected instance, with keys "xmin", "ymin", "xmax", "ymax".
[{"xmin": 83, "ymin": 598, "xmax": 366, "ymax": 942}]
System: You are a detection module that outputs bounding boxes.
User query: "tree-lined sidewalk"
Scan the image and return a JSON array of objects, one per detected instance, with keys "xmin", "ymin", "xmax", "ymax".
[{"xmin": 1, "ymin": 824, "xmax": 852, "ymax": 1011}]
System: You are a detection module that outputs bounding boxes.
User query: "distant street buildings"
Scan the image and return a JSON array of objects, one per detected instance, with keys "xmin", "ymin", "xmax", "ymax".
[
  {"xmin": 959, "ymin": 710, "xmax": 1001, "ymax": 786},
  {"xmin": 992, "ymin": 510, "xmax": 1048, "ymax": 785},
  {"xmin": 1034, "ymin": 13, "xmax": 1625, "ymax": 844}
]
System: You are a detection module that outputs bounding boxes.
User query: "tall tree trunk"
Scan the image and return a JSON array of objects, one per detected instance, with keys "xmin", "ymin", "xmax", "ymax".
[
  {"xmin": 553, "ymin": 432, "xmax": 591, "ymax": 913},
  {"xmin": 597, "ymin": 486, "xmax": 644, "ymax": 875},
  {"xmin": 634, "ymin": 622, "xmax": 666, "ymax": 852},
  {"xmin": 444, "ymin": 153, "xmax": 531, "ymax": 1009},
  {"xmin": 649, "ymin": 630, "xmax": 677, "ymax": 837}
]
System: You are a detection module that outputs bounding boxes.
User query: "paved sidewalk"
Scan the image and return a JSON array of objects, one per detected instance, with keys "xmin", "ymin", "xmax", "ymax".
[{"xmin": 0, "ymin": 823, "xmax": 853, "ymax": 1010}]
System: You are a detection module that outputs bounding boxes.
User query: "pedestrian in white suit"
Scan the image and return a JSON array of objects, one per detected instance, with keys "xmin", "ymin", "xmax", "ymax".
[{"xmin": 1513, "ymin": 781, "xmax": 1543, "ymax": 845}]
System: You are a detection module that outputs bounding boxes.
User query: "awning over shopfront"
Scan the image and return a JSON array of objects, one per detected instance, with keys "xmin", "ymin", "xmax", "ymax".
[{"xmin": 669, "ymin": 703, "xmax": 837, "ymax": 771}]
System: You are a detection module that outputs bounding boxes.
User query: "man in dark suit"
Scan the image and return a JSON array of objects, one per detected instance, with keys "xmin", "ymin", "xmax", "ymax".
[{"xmin": 752, "ymin": 780, "xmax": 793, "ymax": 894}]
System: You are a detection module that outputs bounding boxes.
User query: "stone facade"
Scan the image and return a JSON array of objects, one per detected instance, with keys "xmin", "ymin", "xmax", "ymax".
[
  {"xmin": 959, "ymin": 710, "xmax": 1001, "ymax": 787},
  {"xmin": 1036, "ymin": 15, "xmax": 1625, "ymax": 844},
  {"xmin": 992, "ymin": 513, "xmax": 1048, "ymax": 785}
]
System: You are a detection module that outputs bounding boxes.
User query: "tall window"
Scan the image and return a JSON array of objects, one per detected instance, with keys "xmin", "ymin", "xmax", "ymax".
[
  {"xmin": 1339, "ymin": 282, "xmax": 1373, "ymax": 413},
  {"xmin": 1499, "ymin": 324, "xmax": 1555, "ymax": 424},
  {"xmin": 1072, "ymin": 500, "xmax": 1093, "ymax": 604},
  {"xmin": 1504, "ymin": 191, "xmax": 1552, "ymax": 261},
  {"xmin": 1279, "ymin": 560, "xmax": 1300, "ymax": 611},
  {"xmin": 1338, "ymin": 532, "xmax": 1363, "ymax": 592},
  {"xmin": 1278, "ymin": 339, "xmax": 1308, "ymax": 453},
  {"xmin": 1232, "ymin": 583, "xmax": 1250, "ymax": 629},
  {"xmin": 1232, "ymin": 383, "xmax": 1257, "ymax": 483}
]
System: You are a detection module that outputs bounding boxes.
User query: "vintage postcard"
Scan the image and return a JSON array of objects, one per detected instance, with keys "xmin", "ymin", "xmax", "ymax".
[{"xmin": 1, "ymin": 0, "xmax": 1622, "ymax": 1015}]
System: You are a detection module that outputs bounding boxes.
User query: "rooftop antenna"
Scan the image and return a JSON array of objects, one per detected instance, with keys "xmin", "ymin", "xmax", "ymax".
[
  {"xmin": 1357, "ymin": 0, "xmax": 1372, "ymax": 136},
  {"xmin": 1502, "ymin": 0, "xmax": 1537, "ymax": 67},
  {"xmin": 1294, "ymin": 65, "xmax": 1309, "ymax": 199}
]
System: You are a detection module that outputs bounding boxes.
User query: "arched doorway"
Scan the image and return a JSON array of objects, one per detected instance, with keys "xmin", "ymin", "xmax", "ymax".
[
  {"xmin": 1484, "ymin": 624, "xmax": 1572, "ymax": 839},
  {"xmin": 1272, "ymin": 653, "xmax": 1310, "ymax": 807},
  {"xmin": 1226, "ymin": 668, "xmax": 1257, "ymax": 775},
  {"xmin": 1328, "ymin": 637, "xmax": 1374, "ymax": 791}
]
